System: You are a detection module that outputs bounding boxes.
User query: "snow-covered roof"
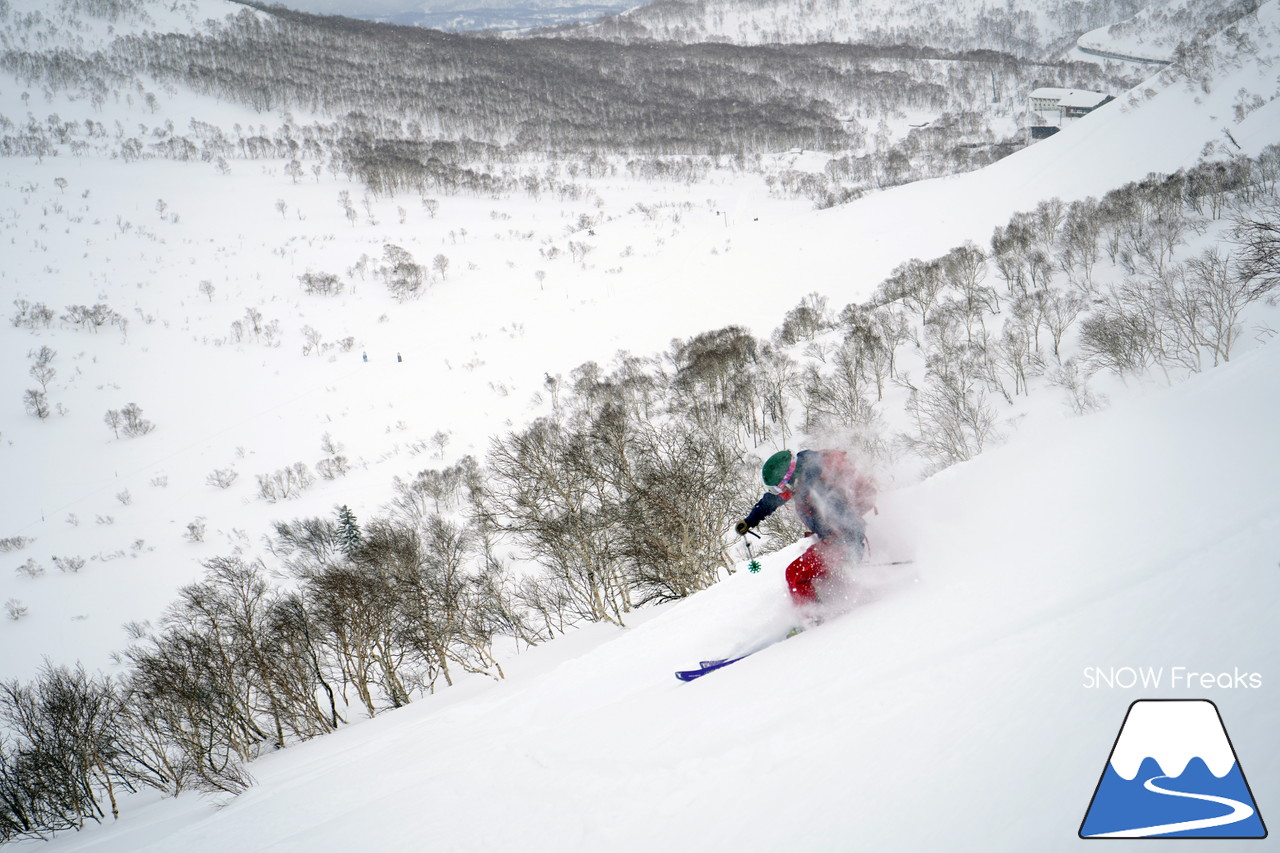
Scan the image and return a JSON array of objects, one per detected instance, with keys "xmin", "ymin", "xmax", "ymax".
[
  {"xmin": 1030, "ymin": 88, "xmax": 1111, "ymax": 108},
  {"xmin": 1060, "ymin": 91, "xmax": 1112, "ymax": 109}
]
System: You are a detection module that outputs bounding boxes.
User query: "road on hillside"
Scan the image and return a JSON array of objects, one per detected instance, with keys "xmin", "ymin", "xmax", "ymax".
[{"xmin": 1075, "ymin": 44, "xmax": 1170, "ymax": 65}]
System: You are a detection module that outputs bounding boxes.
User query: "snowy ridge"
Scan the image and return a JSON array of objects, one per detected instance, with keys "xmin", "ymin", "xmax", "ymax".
[
  {"xmin": 1075, "ymin": 0, "xmax": 1257, "ymax": 63},
  {"xmin": 573, "ymin": 0, "xmax": 1252, "ymax": 62},
  {"xmin": 1, "ymin": 0, "xmax": 248, "ymax": 51}
]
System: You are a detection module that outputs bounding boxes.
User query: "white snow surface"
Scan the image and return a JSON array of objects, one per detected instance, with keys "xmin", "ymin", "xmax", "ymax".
[
  {"xmin": 2, "ymin": 0, "xmax": 1279, "ymax": 850},
  {"xmin": 16, "ymin": 284, "xmax": 1280, "ymax": 853}
]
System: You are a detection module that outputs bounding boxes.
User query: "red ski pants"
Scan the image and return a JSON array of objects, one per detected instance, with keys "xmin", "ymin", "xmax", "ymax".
[{"xmin": 785, "ymin": 538, "xmax": 851, "ymax": 605}]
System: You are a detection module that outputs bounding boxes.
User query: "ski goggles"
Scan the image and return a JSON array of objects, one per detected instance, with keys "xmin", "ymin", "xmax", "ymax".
[{"xmin": 765, "ymin": 455, "xmax": 797, "ymax": 496}]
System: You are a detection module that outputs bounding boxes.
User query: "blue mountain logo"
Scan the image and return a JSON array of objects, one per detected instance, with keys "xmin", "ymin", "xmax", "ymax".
[{"xmin": 1081, "ymin": 700, "xmax": 1267, "ymax": 839}]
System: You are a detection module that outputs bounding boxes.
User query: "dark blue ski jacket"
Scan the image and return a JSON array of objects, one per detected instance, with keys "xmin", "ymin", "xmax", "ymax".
[{"xmin": 743, "ymin": 449, "xmax": 876, "ymax": 543}]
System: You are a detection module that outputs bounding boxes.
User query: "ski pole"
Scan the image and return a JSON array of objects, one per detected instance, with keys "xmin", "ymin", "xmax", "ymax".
[{"xmin": 743, "ymin": 530, "xmax": 762, "ymax": 573}]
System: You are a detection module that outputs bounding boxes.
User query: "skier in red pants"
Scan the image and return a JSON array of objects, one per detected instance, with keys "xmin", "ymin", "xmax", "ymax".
[{"xmin": 735, "ymin": 449, "xmax": 877, "ymax": 614}]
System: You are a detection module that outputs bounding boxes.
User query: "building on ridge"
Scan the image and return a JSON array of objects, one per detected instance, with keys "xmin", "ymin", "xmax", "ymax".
[{"xmin": 1028, "ymin": 87, "xmax": 1114, "ymax": 140}]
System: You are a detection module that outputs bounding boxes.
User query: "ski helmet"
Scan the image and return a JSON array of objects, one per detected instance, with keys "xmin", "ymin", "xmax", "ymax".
[{"xmin": 762, "ymin": 450, "xmax": 796, "ymax": 488}]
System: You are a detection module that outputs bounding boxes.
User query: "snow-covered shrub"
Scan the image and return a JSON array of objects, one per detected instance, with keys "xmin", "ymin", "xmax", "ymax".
[
  {"xmin": 185, "ymin": 519, "xmax": 206, "ymax": 543},
  {"xmin": 256, "ymin": 463, "xmax": 315, "ymax": 502},
  {"xmin": 14, "ymin": 558, "xmax": 45, "ymax": 579},
  {"xmin": 52, "ymin": 555, "xmax": 85, "ymax": 573},
  {"xmin": 0, "ymin": 537, "xmax": 32, "ymax": 553},
  {"xmin": 207, "ymin": 467, "xmax": 239, "ymax": 489}
]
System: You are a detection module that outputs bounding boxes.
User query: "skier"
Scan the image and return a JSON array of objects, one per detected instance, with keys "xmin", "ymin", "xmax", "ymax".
[
  {"xmin": 734, "ymin": 449, "xmax": 877, "ymax": 616},
  {"xmin": 675, "ymin": 450, "xmax": 879, "ymax": 680}
]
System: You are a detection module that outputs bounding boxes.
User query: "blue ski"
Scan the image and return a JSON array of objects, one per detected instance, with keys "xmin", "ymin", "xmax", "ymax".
[
  {"xmin": 676, "ymin": 561, "xmax": 917, "ymax": 682},
  {"xmin": 675, "ymin": 627, "xmax": 809, "ymax": 681},
  {"xmin": 675, "ymin": 655, "xmax": 750, "ymax": 681}
]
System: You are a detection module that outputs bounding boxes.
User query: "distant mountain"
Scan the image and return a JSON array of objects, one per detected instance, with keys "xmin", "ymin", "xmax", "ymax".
[
  {"xmin": 567, "ymin": 0, "xmax": 1252, "ymax": 62},
  {"xmin": 359, "ymin": 2, "xmax": 631, "ymax": 33}
]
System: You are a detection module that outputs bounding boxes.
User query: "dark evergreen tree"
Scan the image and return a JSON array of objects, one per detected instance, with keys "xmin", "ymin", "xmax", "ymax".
[{"xmin": 336, "ymin": 505, "xmax": 362, "ymax": 557}]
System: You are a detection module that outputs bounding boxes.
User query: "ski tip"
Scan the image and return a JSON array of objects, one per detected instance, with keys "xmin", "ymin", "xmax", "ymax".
[{"xmin": 675, "ymin": 656, "xmax": 748, "ymax": 682}]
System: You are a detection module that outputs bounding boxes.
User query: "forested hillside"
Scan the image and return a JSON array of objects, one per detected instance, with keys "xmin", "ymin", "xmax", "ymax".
[
  {"xmin": 572, "ymin": 0, "xmax": 1254, "ymax": 63},
  {"xmin": 1078, "ymin": 0, "xmax": 1267, "ymax": 60},
  {"xmin": 1, "ymin": 0, "xmax": 1138, "ymax": 205}
]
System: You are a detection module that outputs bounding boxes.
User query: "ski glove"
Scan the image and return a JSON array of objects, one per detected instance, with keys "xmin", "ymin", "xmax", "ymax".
[{"xmin": 734, "ymin": 520, "xmax": 751, "ymax": 536}]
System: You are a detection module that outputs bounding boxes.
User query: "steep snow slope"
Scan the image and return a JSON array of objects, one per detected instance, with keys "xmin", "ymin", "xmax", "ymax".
[
  {"xmin": 22, "ymin": 259, "xmax": 1279, "ymax": 853},
  {"xmin": 2, "ymin": 0, "xmax": 1276, "ymax": 681}
]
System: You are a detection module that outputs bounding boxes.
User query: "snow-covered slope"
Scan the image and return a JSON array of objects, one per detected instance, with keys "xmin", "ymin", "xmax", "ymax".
[
  {"xmin": 1076, "ymin": 0, "xmax": 1253, "ymax": 63},
  {"xmin": 20, "ymin": 264, "xmax": 1279, "ymax": 853},
  {"xmin": 1, "ymin": 0, "xmax": 1276, "ymax": 676}
]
